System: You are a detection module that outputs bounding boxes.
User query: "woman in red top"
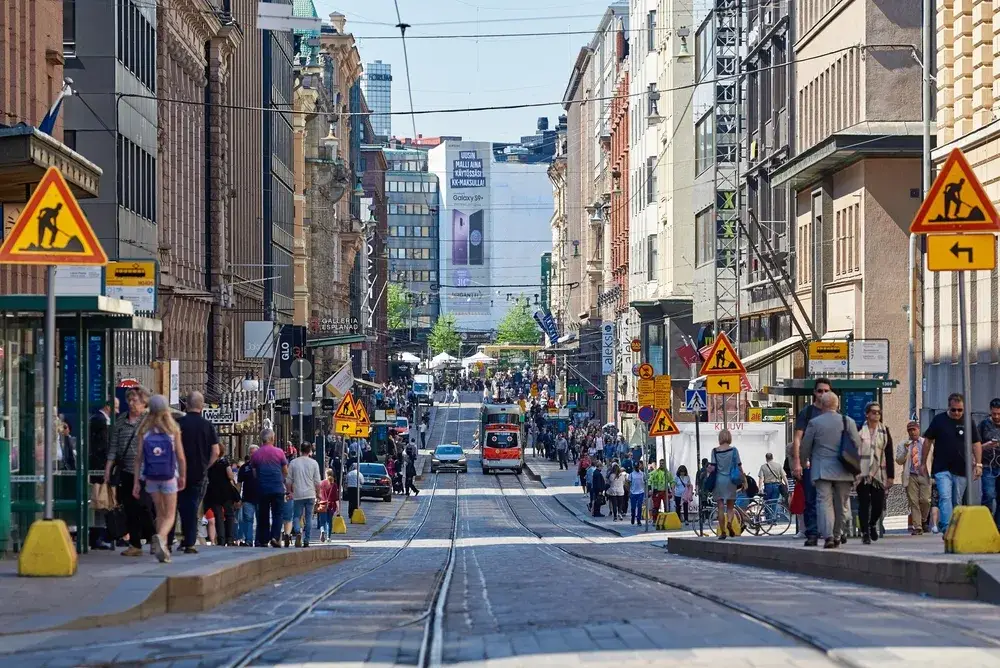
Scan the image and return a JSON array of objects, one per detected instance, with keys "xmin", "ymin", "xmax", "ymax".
[{"xmin": 317, "ymin": 468, "xmax": 339, "ymax": 542}]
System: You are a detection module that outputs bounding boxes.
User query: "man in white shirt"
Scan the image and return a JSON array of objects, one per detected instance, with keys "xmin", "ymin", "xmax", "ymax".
[
  {"xmin": 288, "ymin": 442, "xmax": 322, "ymax": 547},
  {"xmin": 419, "ymin": 420, "xmax": 428, "ymax": 449},
  {"xmin": 345, "ymin": 462, "xmax": 365, "ymax": 519}
]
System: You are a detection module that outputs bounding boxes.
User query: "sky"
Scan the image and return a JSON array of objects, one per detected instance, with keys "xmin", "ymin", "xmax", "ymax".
[{"xmin": 314, "ymin": 0, "xmax": 620, "ymax": 143}]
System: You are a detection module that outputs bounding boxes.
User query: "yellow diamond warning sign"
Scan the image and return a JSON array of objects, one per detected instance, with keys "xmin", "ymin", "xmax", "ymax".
[
  {"xmin": 333, "ymin": 391, "xmax": 358, "ymax": 420},
  {"xmin": 699, "ymin": 332, "xmax": 746, "ymax": 375},
  {"xmin": 911, "ymin": 148, "xmax": 1000, "ymax": 234},
  {"xmin": 648, "ymin": 408, "xmax": 680, "ymax": 437},
  {"xmin": 0, "ymin": 167, "xmax": 108, "ymax": 266}
]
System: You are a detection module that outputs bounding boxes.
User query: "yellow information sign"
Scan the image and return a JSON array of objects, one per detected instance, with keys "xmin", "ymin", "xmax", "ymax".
[
  {"xmin": 335, "ymin": 420, "xmax": 356, "ymax": 434},
  {"xmin": 808, "ymin": 341, "xmax": 848, "ymax": 360},
  {"xmin": 926, "ymin": 234, "xmax": 997, "ymax": 272},
  {"xmin": 706, "ymin": 374, "xmax": 741, "ymax": 394},
  {"xmin": 637, "ymin": 378, "xmax": 655, "ymax": 407},
  {"xmin": 911, "ymin": 148, "xmax": 1000, "ymax": 234},
  {"xmin": 653, "ymin": 375, "xmax": 671, "ymax": 410},
  {"xmin": 0, "ymin": 167, "xmax": 108, "ymax": 266}
]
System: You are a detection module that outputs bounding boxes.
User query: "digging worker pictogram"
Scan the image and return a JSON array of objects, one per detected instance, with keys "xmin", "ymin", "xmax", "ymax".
[
  {"xmin": 944, "ymin": 179, "xmax": 965, "ymax": 220},
  {"xmin": 37, "ymin": 202, "xmax": 63, "ymax": 248}
]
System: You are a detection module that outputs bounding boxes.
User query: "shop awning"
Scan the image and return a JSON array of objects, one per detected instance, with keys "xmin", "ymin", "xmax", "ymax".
[
  {"xmin": 306, "ymin": 333, "xmax": 367, "ymax": 348},
  {"xmin": 0, "ymin": 295, "xmax": 162, "ymax": 332},
  {"xmin": 691, "ymin": 334, "xmax": 805, "ymax": 386},
  {"xmin": 354, "ymin": 377, "xmax": 381, "ymax": 389}
]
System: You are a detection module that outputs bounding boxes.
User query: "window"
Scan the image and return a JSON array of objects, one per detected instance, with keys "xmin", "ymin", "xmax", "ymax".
[
  {"xmin": 429, "ymin": 181, "xmax": 438, "ymax": 192},
  {"xmin": 647, "ymin": 10, "xmax": 657, "ymax": 52},
  {"xmin": 646, "ymin": 156, "xmax": 657, "ymax": 203},
  {"xmin": 647, "ymin": 83, "xmax": 659, "ymax": 118},
  {"xmin": 117, "ymin": 0, "xmax": 156, "ymax": 92},
  {"xmin": 63, "ymin": 0, "xmax": 76, "ymax": 56},
  {"xmin": 695, "ymin": 111, "xmax": 714, "ymax": 175},
  {"xmin": 116, "ymin": 134, "xmax": 156, "ymax": 221},
  {"xmin": 63, "ymin": 130, "xmax": 77, "ymax": 151},
  {"xmin": 695, "ymin": 19, "xmax": 713, "ymax": 83},
  {"xmin": 647, "ymin": 234, "xmax": 658, "ymax": 281},
  {"xmin": 430, "ymin": 271, "xmax": 438, "ymax": 282},
  {"xmin": 695, "ymin": 208, "xmax": 714, "ymax": 265}
]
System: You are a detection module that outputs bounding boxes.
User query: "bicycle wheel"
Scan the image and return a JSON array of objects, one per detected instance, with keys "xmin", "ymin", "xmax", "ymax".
[
  {"xmin": 703, "ymin": 505, "xmax": 722, "ymax": 536},
  {"xmin": 742, "ymin": 502, "xmax": 766, "ymax": 536},
  {"xmin": 763, "ymin": 498, "xmax": 793, "ymax": 536}
]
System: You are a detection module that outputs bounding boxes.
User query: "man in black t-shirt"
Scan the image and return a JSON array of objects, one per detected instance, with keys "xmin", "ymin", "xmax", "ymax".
[
  {"xmin": 790, "ymin": 378, "xmax": 832, "ymax": 545},
  {"xmin": 923, "ymin": 392, "xmax": 982, "ymax": 533},
  {"xmin": 176, "ymin": 391, "xmax": 221, "ymax": 552}
]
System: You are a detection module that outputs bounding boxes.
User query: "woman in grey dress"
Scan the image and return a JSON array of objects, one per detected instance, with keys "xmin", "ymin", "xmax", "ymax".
[{"xmin": 711, "ymin": 429, "xmax": 745, "ymax": 539}]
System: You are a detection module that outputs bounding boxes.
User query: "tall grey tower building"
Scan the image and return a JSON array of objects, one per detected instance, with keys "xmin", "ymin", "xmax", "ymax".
[{"xmin": 362, "ymin": 60, "xmax": 392, "ymax": 139}]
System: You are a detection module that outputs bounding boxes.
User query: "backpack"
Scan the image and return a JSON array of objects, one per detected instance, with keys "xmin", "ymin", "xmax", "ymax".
[
  {"xmin": 142, "ymin": 430, "xmax": 177, "ymax": 481},
  {"xmin": 744, "ymin": 473, "xmax": 759, "ymax": 497}
]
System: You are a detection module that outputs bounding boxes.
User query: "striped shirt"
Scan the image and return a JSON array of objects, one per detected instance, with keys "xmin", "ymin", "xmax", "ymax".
[{"xmin": 106, "ymin": 413, "xmax": 146, "ymax": 474}]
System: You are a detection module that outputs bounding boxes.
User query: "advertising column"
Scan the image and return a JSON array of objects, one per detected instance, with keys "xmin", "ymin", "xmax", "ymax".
[{"xmin": 438, "ymin": 141, "xmax": 492, "ymax": 324}]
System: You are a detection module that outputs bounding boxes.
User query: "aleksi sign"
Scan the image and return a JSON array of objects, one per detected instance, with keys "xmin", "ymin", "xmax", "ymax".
[{"xmin": 601, "ymin": 321, "xmax": 615, "ymax": 375}]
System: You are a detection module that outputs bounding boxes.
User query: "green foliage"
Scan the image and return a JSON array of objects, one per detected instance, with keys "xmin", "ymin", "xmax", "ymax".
[
  {"xmin": 387, "ymin": 283, "xmax": 409, "ymax": 330},
  {"xmin": 496, "ymin": 301, "xmax": 542, "ymax": 346},
  {"xmin": 428, "ymin": 314, "xmax": 461, "ymax": 355}
]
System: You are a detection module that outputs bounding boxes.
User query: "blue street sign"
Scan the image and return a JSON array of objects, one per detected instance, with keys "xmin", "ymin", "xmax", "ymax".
[
  {"xmin": 684, "ymin": 389, "xmax": 708, "ymax": 413},
  {"xmin": 369, "ymin": 369, "xmax": 377, "ymax": 379},
  {"xmin": 637, "ymin": 406, "xmax": 655, "ymax": 423}
]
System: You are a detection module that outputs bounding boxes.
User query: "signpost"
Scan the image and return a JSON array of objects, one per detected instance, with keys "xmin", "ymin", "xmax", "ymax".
[
  {"xmin": 910, "ymin": 147, "xmax": 1000, "ymax": 501},
  {"xmin": 0, "ymin": 167, "xmax": 109, "ymax": 576}
]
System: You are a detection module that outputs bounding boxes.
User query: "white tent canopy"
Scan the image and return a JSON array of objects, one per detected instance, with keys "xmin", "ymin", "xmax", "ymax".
[
  {"xmin": 398, "ymin": 352, "xmax": 421, "ymax": 363},
  {"xmin": 462, "ymin": 352, "xmax": 497, "ymax": 366},
  {"xmin": 430, "ymin": 352, "xmax": 459, "ymax": 368}
]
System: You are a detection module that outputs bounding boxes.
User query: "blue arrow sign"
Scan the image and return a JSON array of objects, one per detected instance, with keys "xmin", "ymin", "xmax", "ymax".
[{"xmin": 684, "ymin": 389, "xmax": 708, "ymax": 413}]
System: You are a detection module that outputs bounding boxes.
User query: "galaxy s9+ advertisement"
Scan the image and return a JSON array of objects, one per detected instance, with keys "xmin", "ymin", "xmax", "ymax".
[{"xmin": 438, "ymin": 142, "xmax": 490, "ymax": 317}]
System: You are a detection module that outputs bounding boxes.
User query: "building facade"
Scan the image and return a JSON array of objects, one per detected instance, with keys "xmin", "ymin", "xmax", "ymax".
[
  {"xmin": 362, "ymin": 60, "xmax": 392, "ymax": 140},
  {"xmin": 925, "ymin": 0, "xmax": 1000, "ymax": 420},
  {"xmin": 770, "ymin": 0, "xmax": 922, "ymax": 428},
  {"xmin": 384, "ymin": 146, "xmax": 441, "ymax": 338}
]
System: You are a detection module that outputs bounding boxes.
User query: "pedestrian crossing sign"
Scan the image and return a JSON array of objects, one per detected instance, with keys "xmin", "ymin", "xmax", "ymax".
[
  {"xmin": 648, "ymin": 408, "xmax": 680, "ymax": 437},
  {"xmin": 0, "ymin": 167, "xmax": 108, "ymax": 266},
  {"xmin": 910, "ymin": 148, "xmax": 1000, "ymax": 233},
  {"xmin": 699, "ymin": 332, "xmax": 746, "ymax": 375},
  {"xmin": 684, "ymin": 389, "xmax": 708, "ymax": 412},
  {"xmin": 333, "ymin": 391, "xmax": 358, "ymax": 420}
]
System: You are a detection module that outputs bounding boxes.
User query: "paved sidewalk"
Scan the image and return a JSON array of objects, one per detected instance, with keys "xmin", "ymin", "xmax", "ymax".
[
  {"xmin": 0, "ymin": 493, "xmax": 406, "ymax": 635},
  {"xmin": 524, "ymin": 457, "xmax": 681, "ymax": 538},
  {"xmin": 668, "ymin": 529, "xmax": 1000, "ymax": 603}
]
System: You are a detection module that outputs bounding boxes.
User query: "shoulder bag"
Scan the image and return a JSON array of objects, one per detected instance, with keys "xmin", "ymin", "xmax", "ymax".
[
  {"xmin": 109, "ymin": 418, "xmax": 142, "ymax": 487},
  {"xmin": 839, "ymin": 416, "xmax": 862, "ymax": 476},
  {"xmin": 701, "ymin": 451, "xmax": 718, "ymax": 494},
  {"xmin": 728, "ymin": 448, "xmax": 744, "ymax": 486}
]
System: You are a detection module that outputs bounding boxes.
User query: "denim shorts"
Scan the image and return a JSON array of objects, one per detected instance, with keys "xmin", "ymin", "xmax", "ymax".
[
  {"xmin": 281, "ymin": 498, "xmax": 295, "ymax": 523},
  {"xmin": 146, "ymin": 478, "xmax": 178, "ymax": 494}
]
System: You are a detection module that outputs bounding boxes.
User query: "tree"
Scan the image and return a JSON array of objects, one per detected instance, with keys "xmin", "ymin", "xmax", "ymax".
[
  {"xmin": 428, "ymin": 314, "xmax": 461, "ymax": 356},
  {"xmin": 387, "ymin": 283, "xmax": 410, "ymax": 330},
  {"xmin": 496, "ymin": 300, "xmax": 542, "ymax": 345}
]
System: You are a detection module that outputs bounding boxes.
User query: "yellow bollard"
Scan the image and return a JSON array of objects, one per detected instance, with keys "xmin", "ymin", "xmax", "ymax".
[
  {"xmin": 351, "ymin": 507, "xmax": 367, "ymax": 524},
  {"xmin": 946, "ymin": 505, "xmax": 1000, "ymax": 553},
  {"xmin": 332, "ymin": 514, "xmax": 347, "ymax": 534},
  {"xmin": 18, "ymin": 519, "xmax": 77, "ymax": 577},
  {"xmin": 662, "ymin": 511, "xmax": 682, "ymax": 530}
]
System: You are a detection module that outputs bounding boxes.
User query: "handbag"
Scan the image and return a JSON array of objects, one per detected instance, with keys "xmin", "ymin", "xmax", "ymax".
[
  {"xmin": 839, "ymin": 416, "xmax": 862, "ymax": 476},
  {"xmin": 728, "ymin": 448, "xmax": 744, "ymax": 486},
  {"xmin": 90, "ymin": 482, "xmax": 112, "ymax": 511},
  {"xmin": 789, "ymin": 482, "xmax": 805, "ymax": 515},
  {"xmin": 105, "ymin": 505, "xmax": 128, "ymax": 540},
  {"xmin": 701, "ymin": 452, "xmax": 718, "ymax": 494}
]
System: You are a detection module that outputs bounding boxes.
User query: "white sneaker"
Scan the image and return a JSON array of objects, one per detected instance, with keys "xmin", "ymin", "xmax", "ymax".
[{"xmin": 931, "ymin": 524, "xmax": 940, "ymax": 534}]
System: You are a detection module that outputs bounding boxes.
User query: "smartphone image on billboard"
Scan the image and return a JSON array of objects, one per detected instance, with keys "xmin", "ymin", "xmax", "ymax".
[
  {"xmin": 468, "ymin": 210, "xmax": 484, "ymax": 266},
  {"xmin": 452, "ymin": 210, "xmax": 469, "ymax": 265}
]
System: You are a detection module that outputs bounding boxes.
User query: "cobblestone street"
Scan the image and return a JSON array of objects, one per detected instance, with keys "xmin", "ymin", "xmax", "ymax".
[{"xmin": 4, "ymin": 398, "xmax": 1000, "ymax": 667}]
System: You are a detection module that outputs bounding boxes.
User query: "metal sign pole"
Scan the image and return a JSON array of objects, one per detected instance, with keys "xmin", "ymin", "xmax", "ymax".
[
  {"xmin": 297, "ymin": 365, "xmax": 305, "ymax": 447},
  {"xmin": 689, "ymin": 357, "xmax": 704, "ymax": 536},
  {"xmin": 43, "ymin": 266, "xmax": 56, "ymax": 520},
  {"xmin": 958, "ymin": 271, "xmax": 975, "ymax": 496}
]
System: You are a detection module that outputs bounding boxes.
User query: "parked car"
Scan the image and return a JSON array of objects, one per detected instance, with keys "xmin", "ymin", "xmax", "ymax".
[{"xmin": 431, "ymin": 444, "xmax": 467, "ymax": 473}]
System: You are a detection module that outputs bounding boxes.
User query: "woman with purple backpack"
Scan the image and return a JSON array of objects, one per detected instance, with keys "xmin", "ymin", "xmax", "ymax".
[{"xmin": 133, "ymin": 394, "xmax": 187, "ymax": 563}]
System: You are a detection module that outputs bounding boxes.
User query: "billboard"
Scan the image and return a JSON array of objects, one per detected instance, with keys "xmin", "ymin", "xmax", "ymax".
[{"xmin": 436, "ymin": 141, "xmax": 491, "ymax": 318}]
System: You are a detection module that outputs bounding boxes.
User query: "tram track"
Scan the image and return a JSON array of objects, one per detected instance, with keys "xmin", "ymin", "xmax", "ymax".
[
  {"xmin": 4, "ymin": 400, "xmax": 474, "ymax": 667},
  {"xmin": 491, "ymin": 472, "xmax": 866, "ymax": 668}
]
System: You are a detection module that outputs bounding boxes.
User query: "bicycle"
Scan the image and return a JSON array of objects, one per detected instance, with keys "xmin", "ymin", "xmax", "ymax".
[{"xmin": 698, "ymin": 494, "xmax": 792, "ymax": 537}]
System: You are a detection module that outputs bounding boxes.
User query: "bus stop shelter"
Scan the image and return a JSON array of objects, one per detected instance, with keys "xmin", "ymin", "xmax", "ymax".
[
  {"xmin": 758, "ymin": 377, "xmax": 900, "ymax": 439},
  {"xmin": 0, "ymin": 295, "xmax": 161, "ymax": 555}
]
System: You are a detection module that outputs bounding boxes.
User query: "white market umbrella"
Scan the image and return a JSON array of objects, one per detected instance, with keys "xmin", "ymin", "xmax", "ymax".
[
  {"xmin": 430, "ymin": 352, "xmax": 459, "ymax": 368},
  {"xmin": 462, "ymin": 352, "xmax": 497, "ymax": 366},
  {"xmin": 398, "ymin": 352, "xmax": 421, "ymax": 363}
]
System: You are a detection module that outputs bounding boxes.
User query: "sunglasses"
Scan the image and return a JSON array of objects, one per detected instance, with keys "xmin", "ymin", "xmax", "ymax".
[{"xmin": 949, "ymin": 407, "xmax": 964, "ymax": 414}]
